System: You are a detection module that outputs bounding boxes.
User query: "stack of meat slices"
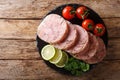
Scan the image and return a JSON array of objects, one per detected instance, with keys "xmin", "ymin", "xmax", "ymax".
[{"xmin": 37, "ymin": 14, "xmax": 106, "ymax": 64}]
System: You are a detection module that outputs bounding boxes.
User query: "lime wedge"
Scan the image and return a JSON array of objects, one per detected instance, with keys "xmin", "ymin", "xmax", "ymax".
[
  {"xmin": 49, "ymin": 48, "xmax": 63, "ymax": 64},
  {"xmin": 55, "ymin": 51, "xmax": 68, "ymax": 68},
  {"xmin": 41, "ymin": 45, "xmax": 56, "ymax": 60}
]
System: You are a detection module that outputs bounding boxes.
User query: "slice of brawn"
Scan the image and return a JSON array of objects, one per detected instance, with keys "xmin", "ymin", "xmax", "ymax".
[
  {"xmin": 37, "ymin": 14, "xmax": 69, "ymax": 43},
  {"xmin": 53, "ymin": 22, "xmax": 78, "ymax": 50},
  {"xmin": 74, "ymin": 33, "xmax": 99, "ymax": 60},
  {"xmin": 66, "ymin": 24, "xmax": 89, "ymax": 54},
  {"xmin": 84, "ymin": 37, "xmax": 106, "ymax": 64}
]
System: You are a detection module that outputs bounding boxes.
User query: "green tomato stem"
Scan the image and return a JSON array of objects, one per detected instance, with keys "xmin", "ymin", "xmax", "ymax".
[
  {"xmin": 70, "ymin": 9, "xmax": 76, "ymax": 15},
  {"xmin": 97, "ymin": 28, "xmax": 102, "ymax": 33}
]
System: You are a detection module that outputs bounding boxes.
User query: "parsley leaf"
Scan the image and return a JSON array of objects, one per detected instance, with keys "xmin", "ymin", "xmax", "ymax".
[{"xmin": 64, "ymin": 57, "xmax": 90, "ymax": 76}]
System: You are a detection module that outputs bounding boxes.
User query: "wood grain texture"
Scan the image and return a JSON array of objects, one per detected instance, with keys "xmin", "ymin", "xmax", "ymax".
[
  {"xmin": 0, "ymin": 39, "xmax": 40, "ymax": 60},
  {"xmin": 0, "ymin": 20, "xmax": 40, "ymax": 39},
  {"xmin": 0, "ymin": 0, "xmax": 119, "ymax": 18},
  {"xmin": 0, "ymin": 60, "xmax": 119, "ymax": 80},
  {"xmin": 0, "ymin": 38, "xmax": 119, "ymax": 60},
  {"xmin": 103, "ymin": 18, "xmax": 120, "ymax": 38},
  {"xmin": 0, "ymin": 18, "xmax": 119, "ymax": 40},
  {"xmin": 106, "ymin": 38, "xmax": 120, "ymax": 60}
]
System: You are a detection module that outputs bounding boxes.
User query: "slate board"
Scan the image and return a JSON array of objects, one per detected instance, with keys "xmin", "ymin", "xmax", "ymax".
[{"xmin": 36, "ymin": 4, "xmax": 108, "ymax": 75}]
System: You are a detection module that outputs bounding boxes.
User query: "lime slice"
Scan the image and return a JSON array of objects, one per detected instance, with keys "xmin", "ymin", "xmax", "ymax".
[
  {"xmin": 49, "ymin": 48, "xmax": 63, "ymax": 64},
  {"xmin": 41, "ymin": 45, "xmax": 56, "ymax": 60},
  {"xmin": 55, "ymin": 51, "xmax": 68, "ymax": 68}
]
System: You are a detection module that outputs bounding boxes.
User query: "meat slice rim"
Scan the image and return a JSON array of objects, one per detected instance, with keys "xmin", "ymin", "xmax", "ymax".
[
  {"xmin": 66, "ymin": 24, "xmax": 89, "ymax": 54},
  {"xmin": 37, "ymin": 14, "xmax": 69, "ymax": 43},
  {"xmin": 53, "ymin": 22, "xmax": 78, "ymax": 50}
]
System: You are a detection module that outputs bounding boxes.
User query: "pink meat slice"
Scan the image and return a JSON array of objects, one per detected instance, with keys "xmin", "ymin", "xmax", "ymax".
[
  {"xmin": 53, "ymin": 22, "xmax": 78, "ymax": 50},
  {"xmin": 37, "ymin": 14, "xmax": 69, "ymax": 43},
  {"xmin": 66, "ymin": 24, "xmax": 89, "ymax": 54},
  {"xmin": 84, "ymin": 37, "xmax": 106, "ymax": 64},
  {"xmin": 74, "ymin": 33, "xmax": 99, "ymax": 60}
]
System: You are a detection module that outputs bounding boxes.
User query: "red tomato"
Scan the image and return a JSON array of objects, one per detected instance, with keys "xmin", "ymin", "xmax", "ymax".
[
  {"xmin": 94, "ymin": 24, "xmax": 105, "ymax": 36},
  {"xmin": 76, "ymin": 6, "xmax": 89, "ymax": 20},
  {"xmin": 62, "ymin": 6, "xmax": 75, "ymax": 20},
  {"xmin": 82, "ymin": 19, "xmax": 95, "ymax": 31}
]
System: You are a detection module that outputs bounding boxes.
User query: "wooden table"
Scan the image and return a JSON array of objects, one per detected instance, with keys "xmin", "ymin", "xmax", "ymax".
[{"xmin": 0, "ymin": 0, "xmax": 120, "ymax": 79}]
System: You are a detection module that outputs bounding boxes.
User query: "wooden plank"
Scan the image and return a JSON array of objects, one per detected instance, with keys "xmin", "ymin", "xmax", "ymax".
[
  {"xmin": 0, "ymin": 39, "xmax": 40, "ymax": 60},
  {"xmin": 106, "ymin": 38, "xmax": 120, "ymax": 60},
  {"xmin": 0, "ymin": 60, "xmax": 119, "ymax": 80},
  {"xmin": 0, "ymin": 18, "xmax": 119, "ymax": 40},
  {"xmin": 0, "ymin": 20, "xmax": 40, "ymax": 39},
  {"xmin": 0, "ymin": 38, "xmax": 119, "ymax": 60},
  {"xmin": 103, "ymin": 18, "xmax": 120, "ymax": 38},
  {"xmin": 0, "ymin": 0, "xmax": 119, "ymax": 18}
]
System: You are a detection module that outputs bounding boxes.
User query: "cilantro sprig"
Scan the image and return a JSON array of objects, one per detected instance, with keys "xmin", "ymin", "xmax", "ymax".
[{"xmin": 64, "ymin": 57, "xmax": 90, "ymax": 76}]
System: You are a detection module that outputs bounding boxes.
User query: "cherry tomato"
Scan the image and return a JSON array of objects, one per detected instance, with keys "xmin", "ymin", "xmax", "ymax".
[
  {"xmin": 82, "ymin": 19, "xmax": 95, "ymax": 31},
  {"xmin": 62, "ymin": 6, "xmax": 75, "ymax": 20},
  {"xmin": 76, "ymin": 6, "xmax": 89, "ymax": 20},
  {"xmin": 94, "ymin": 24, "xmax": 105, "ymax": 36}
]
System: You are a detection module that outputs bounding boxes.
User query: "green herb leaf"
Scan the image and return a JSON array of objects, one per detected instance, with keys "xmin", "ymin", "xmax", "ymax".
[
  {"xmin": 82, "ymin": 64, "xmax": 90, "ymax": 72},
  {"xmin": 64, "ymin": 57, "xmax": 90, "ymax": 76}
]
